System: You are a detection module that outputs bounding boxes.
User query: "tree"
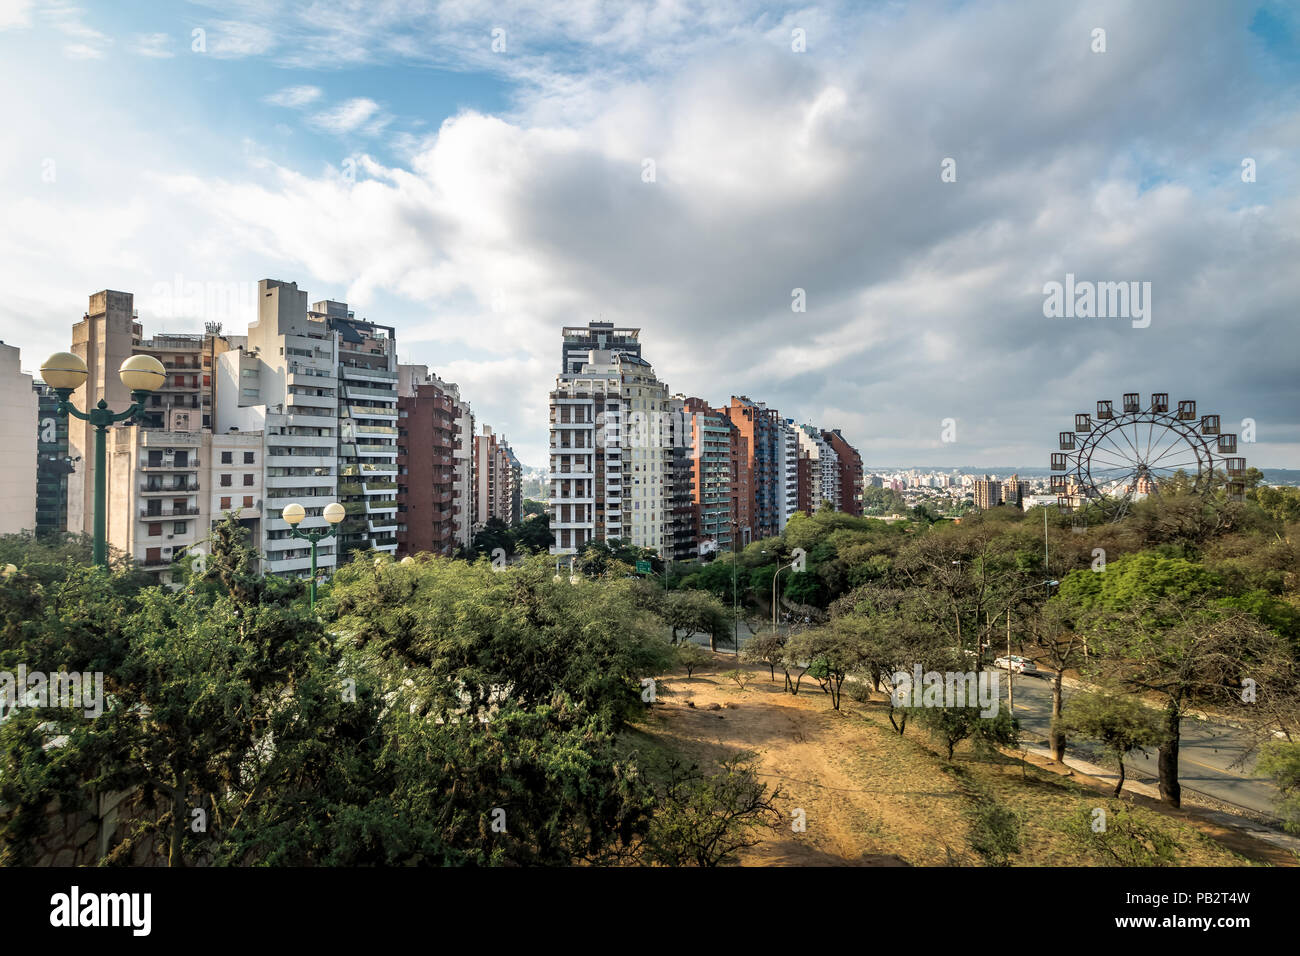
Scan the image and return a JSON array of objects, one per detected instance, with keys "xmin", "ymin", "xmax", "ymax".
[
  {"xmin": 662, "ymin": 590, "xmax": 729, "ymax": 650},
  {"xmin": 1060, "ymin": 554, "xmax": 1293, "ymax": 807},
  {"xmin": 676, "ymin": 643, "xmax": 711, "ymax": 679},
  {"xmin": 913, "ymin": 703, "xmax": 1018, "ymax": 761},
  {"xmin": 1257, "ymin": 741, "xmax": 1300, "ymax": 835},
  {"xmin": 645, "ymin": 755, "xmax": 783, "ymax": 866},
  {"xmin": 1063, "ymin": 802, "xmax": 1178, "ymax": 866},
  {"xmin": 1058, "ymin": 689, "xmax": 1165, "ymax": 796},
  {"xmin": 783, "ymin": 619, "xmax": 872, "ymax": 710}
]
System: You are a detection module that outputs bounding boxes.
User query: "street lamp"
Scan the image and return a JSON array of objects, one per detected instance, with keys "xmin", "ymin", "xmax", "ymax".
[
  {"xmin": 41, "ymin": 351, "xmax": 166, "ymax": 568},
  {"xmin": 282, "ymin": 500, "xmax": 345, "ymax": 609},
  {"xmin": 769, "ymin": 554, "xmax": 802, "ymax": 634}
]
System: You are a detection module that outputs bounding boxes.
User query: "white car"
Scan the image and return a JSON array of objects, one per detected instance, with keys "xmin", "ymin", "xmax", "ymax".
[{"xmin": 994, "ymin": 655, "xmax": 1037, "ymax": 674}]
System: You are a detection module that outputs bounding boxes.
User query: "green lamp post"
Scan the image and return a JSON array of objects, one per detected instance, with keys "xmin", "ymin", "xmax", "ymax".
[
  {"xmin": 41, "ymin": 351, "xmax": 166, "ymax": 569},
  {"xmin": 282, "ymin": 500, "xmax": 346, "ymax": 609}
]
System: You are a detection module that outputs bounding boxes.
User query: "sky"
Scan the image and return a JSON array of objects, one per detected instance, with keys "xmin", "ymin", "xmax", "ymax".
[{"xmin": 0, "ymin": 0, "xmax": 1297, "ymax": 470}]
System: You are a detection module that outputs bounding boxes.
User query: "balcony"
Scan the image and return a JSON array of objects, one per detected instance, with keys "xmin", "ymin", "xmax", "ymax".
[
  {"xmin": 140, "ymin": 506, "xmax": 201, "ymax": 518},
  {"xmin": 140, "ymin": 481, "xmax": 200, "ymax": 494}
]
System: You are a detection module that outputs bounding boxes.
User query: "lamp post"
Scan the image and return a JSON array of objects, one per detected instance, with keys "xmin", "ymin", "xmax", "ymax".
[
  {"xmin": 282, "ymin": 500, "xmax": 346, "ymax": 609},
  {"xmin": 41, "ymin": 351, "xmax": 166, "ymax": 569},
  {"xmin": 766, "ymin": 553, "xmax": 801, "ymax": 635}
]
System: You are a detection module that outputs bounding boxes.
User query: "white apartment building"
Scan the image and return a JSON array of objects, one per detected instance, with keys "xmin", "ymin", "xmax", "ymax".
[
  {"xmin": 214, "ymin": 279, "xmax": 340, "ymax": 578},
  {"xmin": 797, "ymin": 425, "xmax": 841, "ymax": 511},
  {"xmin": 548, "ymin": 350, "xmax": 671, "ymax": 556},
  {"xmin": 776, "ymin": 419, "xmax": 801, "ymax": 531},
  {"xmin": 0, "ymin": 343, "xmax": 37, "ymax": 535}
]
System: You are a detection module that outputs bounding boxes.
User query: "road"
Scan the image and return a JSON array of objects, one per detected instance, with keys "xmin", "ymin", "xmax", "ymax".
[{"xmin": 1000, "ymin": 669, "xmax": 1281, "ymax": 818}]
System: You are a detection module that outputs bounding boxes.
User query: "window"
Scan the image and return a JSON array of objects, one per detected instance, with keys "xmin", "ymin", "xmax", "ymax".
[
  {"xmin": 220, "ymin": 474, "xmax": 232, "ymax": 487},
  {"xmin": 174, "ymin": 521, "xmax": 187, "ymax": 535},
  {"xmin": 243, "ymin": 452, "xmax": 255, "ymax": 464},
  {"xmin": 243, "ymin": 496, "xmax": 254, "ymax": 508},
  {"xmin": 146, "ymin": 547, "xmax": 161, "ymax": 564},
  {"xmin": 220, "ymin": 497, "xmax": 232, "ymax": 510},
  {"xmin": 148, "ymin": 522, "xmax": 162, "ymax": 536},
  {"xmin": 221, "ymin": 451, "xmax": 233, "ymax": 464},
  {"xmin": 243, "ymin": 474, "xmax": 254, "ymax": 486}
]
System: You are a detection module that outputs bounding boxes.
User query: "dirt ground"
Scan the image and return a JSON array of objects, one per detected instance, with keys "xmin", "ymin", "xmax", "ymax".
[{"xmin": 634, "ymin": 655, "xmax": 1290, "ymax": 867}]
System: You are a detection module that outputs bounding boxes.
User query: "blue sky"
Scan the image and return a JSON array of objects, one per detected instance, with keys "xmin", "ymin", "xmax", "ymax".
[{"xmin": 1, "ymin": 0, "xmax": 1298, "ymax": 470}]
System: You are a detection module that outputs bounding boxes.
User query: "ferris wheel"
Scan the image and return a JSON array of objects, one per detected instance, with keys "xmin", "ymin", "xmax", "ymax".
[{"xmin": 1050, "ymin": 392, "xmax": 1246, "ymax": 520}]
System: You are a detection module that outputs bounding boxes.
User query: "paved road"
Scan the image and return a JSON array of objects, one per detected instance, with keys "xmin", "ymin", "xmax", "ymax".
[{"xmin": 1000, "ymin": 669, "xmax": 1281, "ymax": 818}]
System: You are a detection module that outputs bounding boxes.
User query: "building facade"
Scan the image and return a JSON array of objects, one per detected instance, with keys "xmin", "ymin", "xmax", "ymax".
[
  {"xmin": 395, "ymin": 371, "xmax": 460, "ymax": 556},
  {"xmin": 34, "ymin": 382, "xmax": 71, "ymax": 536},
  {"xmin": 0, "ymin": 344, "xmax": 37, "ymax": 535}
]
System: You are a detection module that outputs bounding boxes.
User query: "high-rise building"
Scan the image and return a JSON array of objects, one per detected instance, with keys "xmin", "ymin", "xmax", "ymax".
[
  {"xmin": 0, "ymin": 343, "xmax": 37, "ymax": 535},
  {"xmin": 974, "ymin": 476, "xmax": 1002, "ymax": 510},
  {"xmin": 796, "ymin": 425, "xmax": 839, "ymax": 511},
  {"xmin": 821, "ymin": 428, "xmax": 863, "ymax": 516},
  {"xmin": 548, "ymin": 349, "xmax": 671, "ymax": 555},
  {"xmin": 398, "ymin": 364, "xmax": 472, "ymax": 553},
  {"xmin": 215, "ymin": 279, "xmax": 340, "ymax": 579},
  {"xmin": 718, "ymin": 396, "xmax": 781, "ymax": 541},
  {"xmin": 777, "ymin": 419, "xmax": 801, "ymax": 530},
  {"xmin": 318, "ymin": 303, "xmax": 399, "ymax": 560},
  {"xmin": 561, "ymin": 321, "xmax": 641, "ymax": 374},
  {"xmin": 474, "ymin": 425, "xmax": 521, "ymax": 531},
  {"xmin": 34, "ymin": 382, "xmax": 71, "ymax": 536},
  {"xmin": 67, "ymin": 292, "xmax": 228, "ymax": 583},
  {"xmin": 395, "ymin": 367, "xmax": 460, "ymax": 556},
  {"xmin": 682, "ymin": 397, "xmax": 734, "ymax": 555},
  {"xmin": 666, "ymin": 396, "xmax": 696, "ymax": 561},
  {"xmin": 1001, "ymin": 474, "xmax": 1029, "ymax": 507}
]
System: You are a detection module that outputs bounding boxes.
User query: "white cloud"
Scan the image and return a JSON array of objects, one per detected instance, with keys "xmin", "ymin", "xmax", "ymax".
[
  {"xmin": 308, "ymin": 97, "xmax": 386, "ymax": 135},
  {"xmin": 265, "ymin": 84, "xmax": 322, "ymax": 108},
  {"xmin": 1, "ymin": 0, "xmax": 1297, "ymax": 469},
  {"xmin": 0, "ymin": 0, "xmax": 33, "ymax": 30},
  {"xmin": 207, "ymin": 20, "xmax": 275, "ymax": 58},
  {"xmin": 132, "ymin": 32, "xmax": 173, "ymax": 58}
]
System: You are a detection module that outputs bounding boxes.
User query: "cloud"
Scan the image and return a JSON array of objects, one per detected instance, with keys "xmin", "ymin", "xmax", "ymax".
[
  {"xmin": 264, "ymin": 84, "xmax": 323, "ymax": 108},
  {"xmin": 206, "ymin": 20, "xmax": 275, "ymax": 58},
  {"xmin": 2, "ymin": 0, "xmax": 1298, "ymax": 470},
  {"xmin": 308, "ymin": 97, "xmax": 386, "ymax": 135},
  {"xmin": 0, "ymin": 0, "xmax": 33, "ymax": 30},
  {"xmin": 131, "ymin": 32, "xmax": 173, "ymax": 58}
]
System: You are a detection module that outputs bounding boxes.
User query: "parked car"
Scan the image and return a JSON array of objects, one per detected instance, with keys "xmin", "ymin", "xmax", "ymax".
[{"xmin": 993, "ymin": 655, "xmax": 1037, "ymax": 674}]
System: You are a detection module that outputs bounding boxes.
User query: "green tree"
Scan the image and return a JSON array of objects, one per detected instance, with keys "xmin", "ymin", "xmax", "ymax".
[{"xmin": 1058, "ymin": 689, "xmax": 1165, "ymax": 796}]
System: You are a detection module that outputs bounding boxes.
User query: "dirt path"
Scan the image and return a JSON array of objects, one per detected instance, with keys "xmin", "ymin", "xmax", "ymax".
[{"xmin": 638, "ymin": 656, "xmax": 1283, "ymax": 867}]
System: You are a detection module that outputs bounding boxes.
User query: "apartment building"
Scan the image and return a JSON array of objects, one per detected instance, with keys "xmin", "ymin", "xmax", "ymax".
[
  {"xmin": 796, "ymin": 425, "xmax": 840, "ymax": 512},
  {"xmin": 777, "ymin": 419, "xmax": 802, "ymax": 529},
  {"xmin": 821, "ymin": 428, "xmax": 864, "ymax": 517},
  {"xmin": 66, "ymin": 292, "xmax": 228, "ymax": 582},
  {"xmin": 317, "ymin": 303, "xmax": 399, "ymax": 559},
  {"xmin": 682, "ymin": 396, "xmax": 734, "ymax": 555},
  {"xmin": 474, "ymin": 425, "xmax": 520, "ymax": 530},
  {"xmin": 719, "ymin": 396, "xmax": 781, "ymax": 542},
  {"xmin": 561, "ymin": 321, "xmax": 641, "ymax": 374},
  {"xmin": 210, "ymin": 432, "xmax": 263, "ymax": 544},
  {"xmin": 395, "ymin": 366, "xmax": 461, "ymax": 556},
  {"xmin": 399, "ymin": 365, "xmax": 476, "ymax": 550},
  {"xmin": 0, "ymin": 343, "xmax": 36, "ymax": 535},
  {"xmin": 214, "ymin": 279, "xmax": 340, "ymax": 578},
  {"xmin": 548, "ymin": 350, "xmax": 670, "ymax": 555},
  {"xmin": 1001, "ymin": 474, "xmax": 1030, "ymax": 507},
  {"xmin": 34, "ymin": 382, "xmax": 71, "ymax": 536},
  {"xmin": 974, "ymin": 477, "xmax": 1003, "ymax": 510},
  {"xmin": 665, "ymin": 395, "xmax": 696, "ymax": 561}
]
